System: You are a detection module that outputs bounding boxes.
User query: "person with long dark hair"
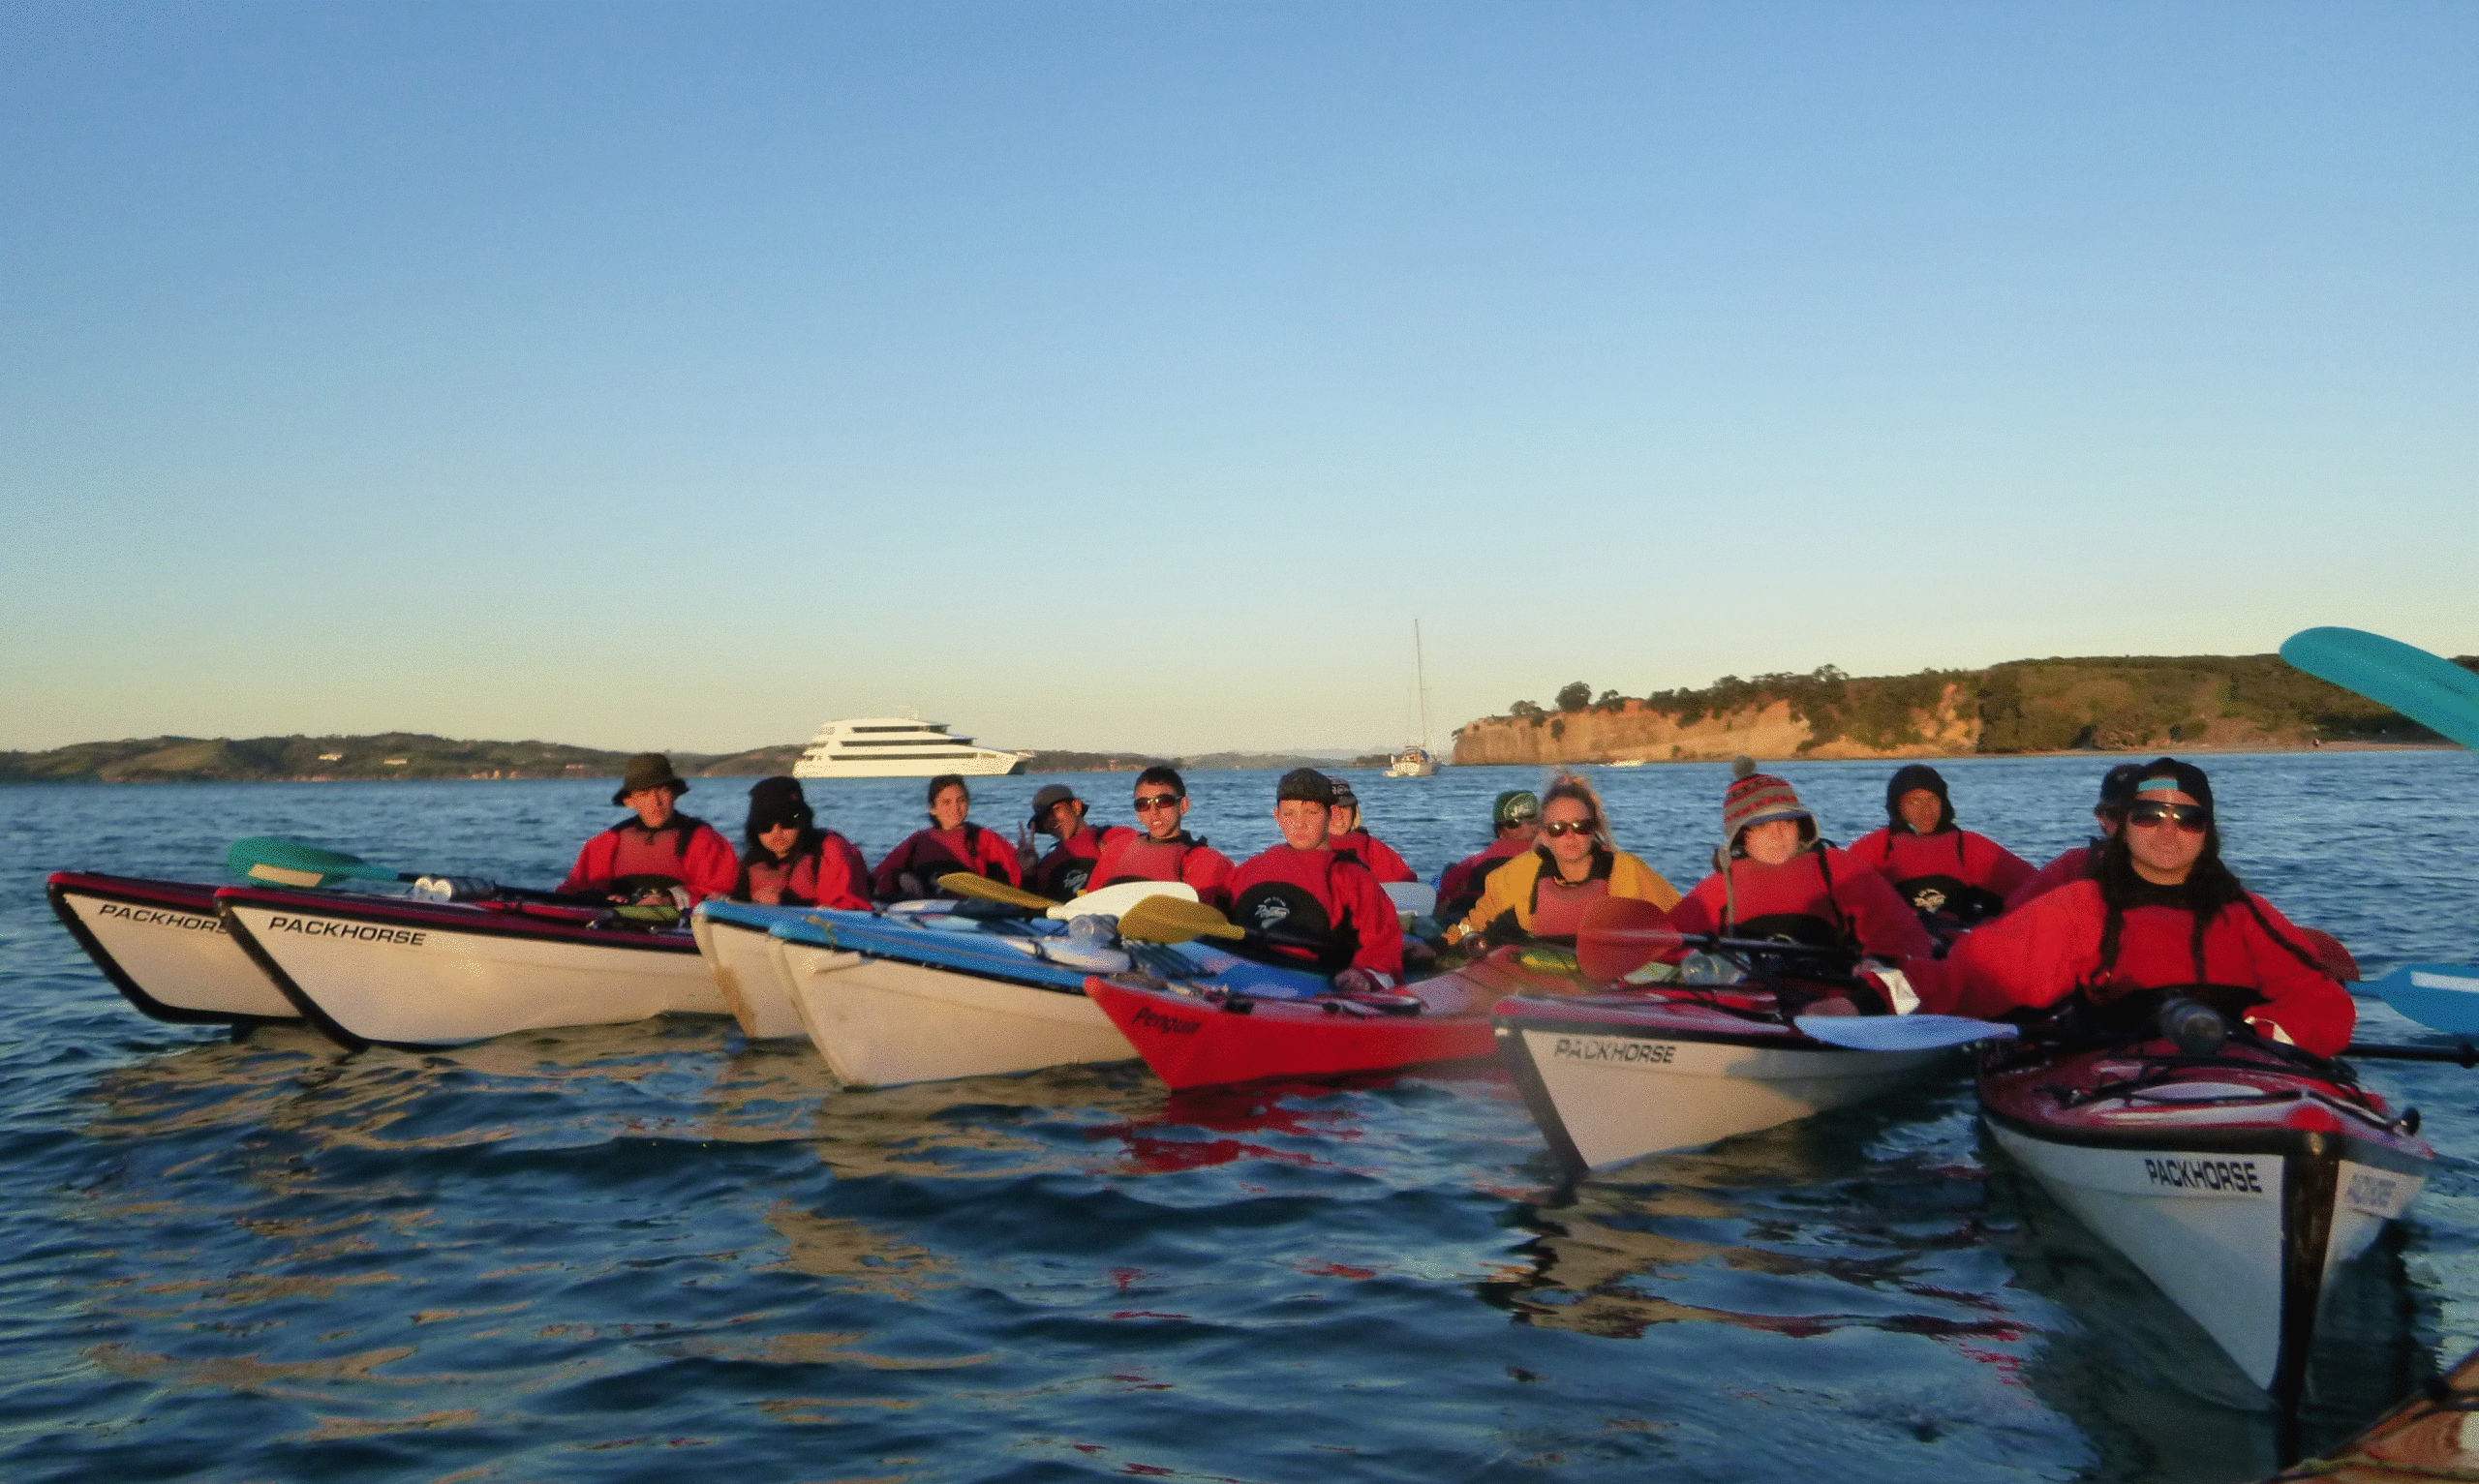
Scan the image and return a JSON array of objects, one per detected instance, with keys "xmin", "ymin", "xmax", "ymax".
[
  {"xmin": 871, "ymin": 774, "xmax": 1024, "ymax": 902},
  {"xmin": 1902, "ymin": 758, "xmax": 2352, "ymax": 1054},
  {"xmin": 730, "ymin": 776, "xmax": 868, "ymax": 909}
]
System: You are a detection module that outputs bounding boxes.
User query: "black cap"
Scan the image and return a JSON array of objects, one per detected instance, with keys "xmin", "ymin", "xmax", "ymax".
[
  {"xmin": 613, "ymin": 753, "xmax": 688, "ymax": 806},
  {"xmin": 1028, "ymin": 783, "xmax": 1080, "ymax": 829},
  {"xmin": 2096, "ymin": 763, "xmax": 2147, "ymax": 812},
  {"xmin": 1276, "ymin": 768, "xmax": 1334, "ymax": 805},
  {"xmin": 2132, "ymin": 757, "xmax": 2214, "ymax": 815},
  {"xmin": 1327, "ymin": 774, "xmax": 1359, "ymax": 810}
]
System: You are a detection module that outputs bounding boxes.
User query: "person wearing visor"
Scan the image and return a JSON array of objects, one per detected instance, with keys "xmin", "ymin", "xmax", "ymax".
[
  {"xmin": 1018, "ymin": 783, "xmax": 1134, "ymax": 901},
  {"xmin": 1323, "ymin": 775, "xmax": 1419, "ymax": 884},
  {"xmin": 730, "ymin": 776, "xmax": 869, "ymax": 909},
  {"xmin": 1223, "ymin": 768, "xmax": 1402, "ymax": 988},
  {"xmin": 1442, "ymin": 773, "xmax": 1678, "ymax": 950},
  {"xmin": 560, "ymin": 753, "xmax": 740, "ymax": 903},
  {"xmin": 2003, "ymin": 762, "xmax": 2148, "ymax": 911},
  {"xmin": 1436, "ymin": 790, "xmax": 1544, "ymax": 925},
  {"xmin": 1666, "ymin": 757, "xmax": 1933, "ymax": 972},
  {"xmin": 872, "ymin": 773, "xmax": 1024, "ymax": 902},
  {"xmin": 1086, "ymin": 767, "xmax": 1234, "ymax": 908},
  {"xmin": 1903, "ymin": 758, "xmax": 2352, "ymax": 1054},
  {"xmin": 1848, "ymin": 764, "xmax": 2035, "ymax": 934}
]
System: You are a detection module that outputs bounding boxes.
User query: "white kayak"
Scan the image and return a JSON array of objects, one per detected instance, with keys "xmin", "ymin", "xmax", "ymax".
[
  {"xmin": 49, "ymin": 871, "xmax": 297, "ymax": 1024},
  {"xmin": 215, "ymin": 884, "xmax": 726, "ymax": 1049}
]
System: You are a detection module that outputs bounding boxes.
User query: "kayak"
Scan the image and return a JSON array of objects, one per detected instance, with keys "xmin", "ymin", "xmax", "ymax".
[
  {"xmin": 690, "ymin": 901, "xmax": 810, "ymax": 1039},
  {"xmin": 1083, "ymin": 943, "xmax": 1570, "ymax": 1091},
  {"xmin": 2261, "ymin": 1338, "xmax": 2479, "ymax": 1480},
  {"xmin": 1980, "ymin": 1027, "xmax": 2432, "ymax": 1407},
  {"xmin": 1493, "ymin": 979, "xmax": 1961, "ymax": 1171},
  {"xmin": 770, "ymin": 905, "xmax": 1155, "ymax": 1087},
  {"xmin": 47, "ymin": 871, "xmax": 297, "ymax": 1025},
  {"xmin": 213, "ymin": 884, "xmax": 725, "ymax": 1050},
  {"xmin": 693, "ymin": 882, "xmax": 1203, "ymax": 1044}
]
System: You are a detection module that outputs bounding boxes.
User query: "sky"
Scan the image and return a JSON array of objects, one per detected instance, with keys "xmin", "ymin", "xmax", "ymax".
[{"xmin": 4, "ymin": 1, "xmax": 2473, "ymax": 757}]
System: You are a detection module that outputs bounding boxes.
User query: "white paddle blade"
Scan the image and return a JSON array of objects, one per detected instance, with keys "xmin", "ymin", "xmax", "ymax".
[
  {"xmin": 1050, "ymin": 880, "xmax": 1199, "ymax": 921},
  {"xmin": 1792, "ymin": 1014, "xmax": 2018, "ymax": 1052},
  {"xmin": 1381, "ymin": 881, "xmax": 1437, "ymax": 919}
]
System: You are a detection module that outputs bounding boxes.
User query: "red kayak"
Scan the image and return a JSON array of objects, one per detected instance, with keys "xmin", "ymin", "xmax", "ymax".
[{"xmin": 1085, "ymin": 944, "xmax": 1585, "ymax": 1090}]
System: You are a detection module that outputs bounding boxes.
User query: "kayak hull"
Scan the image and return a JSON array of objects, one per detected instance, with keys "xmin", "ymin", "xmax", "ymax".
[
  {"xmin": 691, "ymin": 902, "xmax": 808, "ymax": 1039},
  {"xmin": 1494, "ymin": 990, "xmax": 1957, "ymax": 1170},
  {"xmin": 47, "ymin": 871, "xmax": 296, "ymax": 1024},
  {"xmin": 1080, "ymin": 946, "xmax": 1559, "ymax": 1091},
  {"xmin": 214, "ymin": 886, "xmax": 723, "ymax": 1050},
  {"xmin": 1980, "ymin": 1037, "xmax": 2431, "ymax": 1406},
  {"xmin": 771, "ymin": 909, "xmax": 1132, "ymax": 1087}
]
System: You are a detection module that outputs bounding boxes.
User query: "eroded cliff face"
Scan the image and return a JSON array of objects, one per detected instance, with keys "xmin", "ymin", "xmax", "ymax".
[{"xmin": 1450, "ymin": 688, "xmax": 1980, "ymax": 767}]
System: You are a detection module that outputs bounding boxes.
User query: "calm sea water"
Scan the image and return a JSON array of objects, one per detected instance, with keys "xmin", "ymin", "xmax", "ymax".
[{"xmin": 6, "ymin": 752, "xmax": 2478, "ymax": 1483}]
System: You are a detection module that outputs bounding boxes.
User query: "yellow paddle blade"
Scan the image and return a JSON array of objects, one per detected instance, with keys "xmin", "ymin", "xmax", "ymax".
[
  {"xmin": 934, "ymin": 872, "xmax": 1057, "ymax": 910},
  {"xmin": 1117, "ymin": 894, "xmax": 1245, "ymax": 945}
]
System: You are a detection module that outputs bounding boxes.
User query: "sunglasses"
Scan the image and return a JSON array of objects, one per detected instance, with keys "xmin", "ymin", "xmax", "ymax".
[
  {"xmin": 2127, "ymin": 801, "xmax": 2208, "ymax": 832},
  {"xmin": 1133, "ymin": 794, "xmax": 1182, "ymax": 811},
  {"xmin": 1540, "ymin": 819, "xmax": 1598, "ymax": 838}
]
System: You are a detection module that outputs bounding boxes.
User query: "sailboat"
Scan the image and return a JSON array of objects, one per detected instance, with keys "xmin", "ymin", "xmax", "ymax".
[{"xmin": 1384, "ymin": 621, "xmax": 1444, "ymax": 778}]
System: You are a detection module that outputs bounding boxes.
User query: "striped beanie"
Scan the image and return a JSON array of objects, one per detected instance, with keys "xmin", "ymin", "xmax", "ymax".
[{"xmin": 1722, "ymin": 755, "xmax": 1815, "ymax": 847}]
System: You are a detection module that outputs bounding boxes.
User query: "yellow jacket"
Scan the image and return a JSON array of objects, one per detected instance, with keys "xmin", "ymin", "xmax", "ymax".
[{"xmin": 1445, "ymin": 846, "xmax": 1681, "ymax": 946}]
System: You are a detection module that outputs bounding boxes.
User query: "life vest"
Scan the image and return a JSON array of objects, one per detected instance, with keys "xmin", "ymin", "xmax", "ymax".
[
  {"xmin": 739, "ymin": 851, "xmax": 815, "ymax": 906},
  {"xmin": 1725, "ymin": 849, "xmax": 1857, "ymax": 958},
  {"xmin": 1228, "ymin": 849, "xmax": 1358, "ymax": 972},
  {"xmin": 1527, "ymin": 874, "xmax": 1610, "ymax": 942},
  {"xmin": 606, "ymin": 816, "xmax": 708, "ymax": 896},
  {"xmin": 1034, "ymin": 827, "xmax": 1127, "ymax": 900},
  {"xmin": 1872, "ymin": 830, "xmax": 2005, "ymax": 925},
  {"xmin": 895, "ymin": 825, "xmax": 1004, "ymax": 887},
  {"xmin": 1437, "ymin": 837, "xmax": 1528, "ymax": 924},
  {"xmin": 1097, "ymin": 833, "xmax": 1203, "ymax": 889}
]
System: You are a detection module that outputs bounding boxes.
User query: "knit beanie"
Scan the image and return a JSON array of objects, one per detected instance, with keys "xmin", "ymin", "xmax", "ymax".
[
  {"xmin": 745, "ymin": 775, "xmax": 813, "ymax": 835},
  {"xmin": 1883, "ymin": 763, "xmax": 1955, "ymax": 832},
  {"xmin": 1722, "ymin": 755, "xmax": 1814, "ymax": 847}
]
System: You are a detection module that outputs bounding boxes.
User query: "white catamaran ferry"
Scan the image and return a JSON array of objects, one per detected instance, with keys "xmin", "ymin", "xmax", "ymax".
[{"xmin": 791, "ymin": 718, "xmax": 1032, "ymax": 779}]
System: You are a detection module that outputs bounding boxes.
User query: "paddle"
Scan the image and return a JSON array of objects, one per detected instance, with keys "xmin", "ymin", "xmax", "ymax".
[
  {"xmin": 1574, "ymin": 894, "xmax": 1849, "ymax": 984},
  {"xmin": 2280, "ymin": 626, "xmax": 2479, "ymax": 750},
  {"xmin": 227, "ymin": 835, "xmax": 619, "ymax": 911},
  {"xmin": 1792, "ymin": 1014, "xmax": 2019, "ymax": 1051},
  {"xmin": 1115, "ymin": 895, "xmax": 1341, "ymax": 960},
  {"xmin": 933, "ymin": 872, "xmax": 1059, "ymax": 911},
  {"xmin": 2364, "ymin": 963, "xmax": 2479, "ymax": 1036}
]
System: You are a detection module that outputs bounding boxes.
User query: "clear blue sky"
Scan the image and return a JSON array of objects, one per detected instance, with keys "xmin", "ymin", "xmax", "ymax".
[{"xmin": 5, "ymin": 2, "xmax": 2473, "ymax": 756}]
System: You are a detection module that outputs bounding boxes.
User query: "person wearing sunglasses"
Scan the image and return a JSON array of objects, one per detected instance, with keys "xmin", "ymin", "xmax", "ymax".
[
  {"xmin": 1086, "ymin": 767, "xmax": 1235, "ymax": 909},
  {"xmin": 1323, "ymin": 775, "xmax": 1420, "ymax": 885},
  {"xmin": 1665, "ymin": 758, "xmax": 1935, "ymax": 974},
  {"xmin": 1900, "ymin": 758, "xmax": 2353, "ymax": 1054},
  {"xmin": 871, "ymin": 774, "xmax": 1025, "ymax": 902},
  {"xmin": 1224, "ymin": 768, "xmax": 1403, "ymax": 989},
  {"xmin": 1441, "ymin": 773, "xmax": 1678, "ymax": 951},
  {"xmin": 2003, "ymin": 762, "xmax": 2148, "ymax": 912},
  {"xmin": 730, "ymin": 775, "xmax": 870, "ymax": 909},
  {"xmin": 1435, "ymin": 790, "xmax": 1543, "ymax": 926},
  {"xmin": 1017, "ymin": 783, "xmax": 1137, "ymax": 902},
  {"xmin": 1848, "ymin": 764, "xmax": 2035, "ymax": 937}
]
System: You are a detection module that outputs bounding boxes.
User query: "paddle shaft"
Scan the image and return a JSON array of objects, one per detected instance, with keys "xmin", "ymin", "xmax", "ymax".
[{"xmin": 2346, "ymin": 1041, "xmax": 2479, "ymax": 1067}]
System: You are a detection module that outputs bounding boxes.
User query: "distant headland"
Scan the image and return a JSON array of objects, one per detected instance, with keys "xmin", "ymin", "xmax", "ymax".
[
  {"xmin": 1452, "ymin": 652, "xmax": 2476, "ymax": 767},
  {"xmin": 0, "ymin": 734, "xmax": 1385, "ymax": 785}
]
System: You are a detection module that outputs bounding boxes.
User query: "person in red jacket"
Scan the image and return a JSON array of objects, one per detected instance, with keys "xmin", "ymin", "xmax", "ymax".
[
  {"xmin": 872, "ymin": 773, "xmax": 1024, "ymax": 902},
  {"xmin": 2004, "ymin": 762, "xmax": 2147, "ymax": 912},
  {"xmin": 560, "ymin": 753, "xmax": 740, "ymax": 903},
  {"xmin": 1225, "ymin": 768, "xmax": 1403, "ymax": 987},
  {"xmin": 1086, "ymin": 767, "xmax": 1236, "ymax": 908},
  {"xmin": 1902, "ymin": 758, "xmax": 2352, "ymax": 1055},
  {"xmin": 1847, "ymin": 764, "xmax": 2035, "ymax": 934},
  {"xmin": 1435, "ymin": 790, "xmax": 1541, "ymax": 924},
  {"xmin": 1668, "ymin": 757, "xmax": 1934, "ymax": 972},
  {"xmin": 731, "ymin": 776, "xmax": 869, "ymax": 909},
  {"xmin": 1324, "ymin": 775, "xmax": 1419, "ymax": 884},
  {"xmin": 1017, "ymin": 783, "xmax": 1136, "ymax": 901}
]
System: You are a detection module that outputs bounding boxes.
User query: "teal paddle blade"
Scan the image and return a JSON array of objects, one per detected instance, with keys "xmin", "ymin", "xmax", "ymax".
[
  {"xmin": 2280, "ymin": 626, "xmax": 2479, "ymax": 750},
  {"xmin": 226, "ymin": 835, "xmax": 398, "ymax": 888},
  {"xmin": 2367, "ymin": 964, "xmax": 2479, "ymax": 1037}
]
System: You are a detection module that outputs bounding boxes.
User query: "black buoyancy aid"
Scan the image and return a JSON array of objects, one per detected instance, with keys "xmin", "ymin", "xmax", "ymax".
[
  {"xmin": 1097, "ymin": 833, "xmax": 1204, "ymax": 889},
  {"xmin": 1229, "ymin": 850, "xmax": 1357, "ymax": 972},
  {"xmin": 608, "ymin": 815, "xmax": 707, "ymax": 894},
  {"xmin": 1034, "ymin": 829, "xmax": 1114, "ymax": 900},
  {"xmin": 1876, "ymin": 831, "xmax": 2004, "ymax": 925}
]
